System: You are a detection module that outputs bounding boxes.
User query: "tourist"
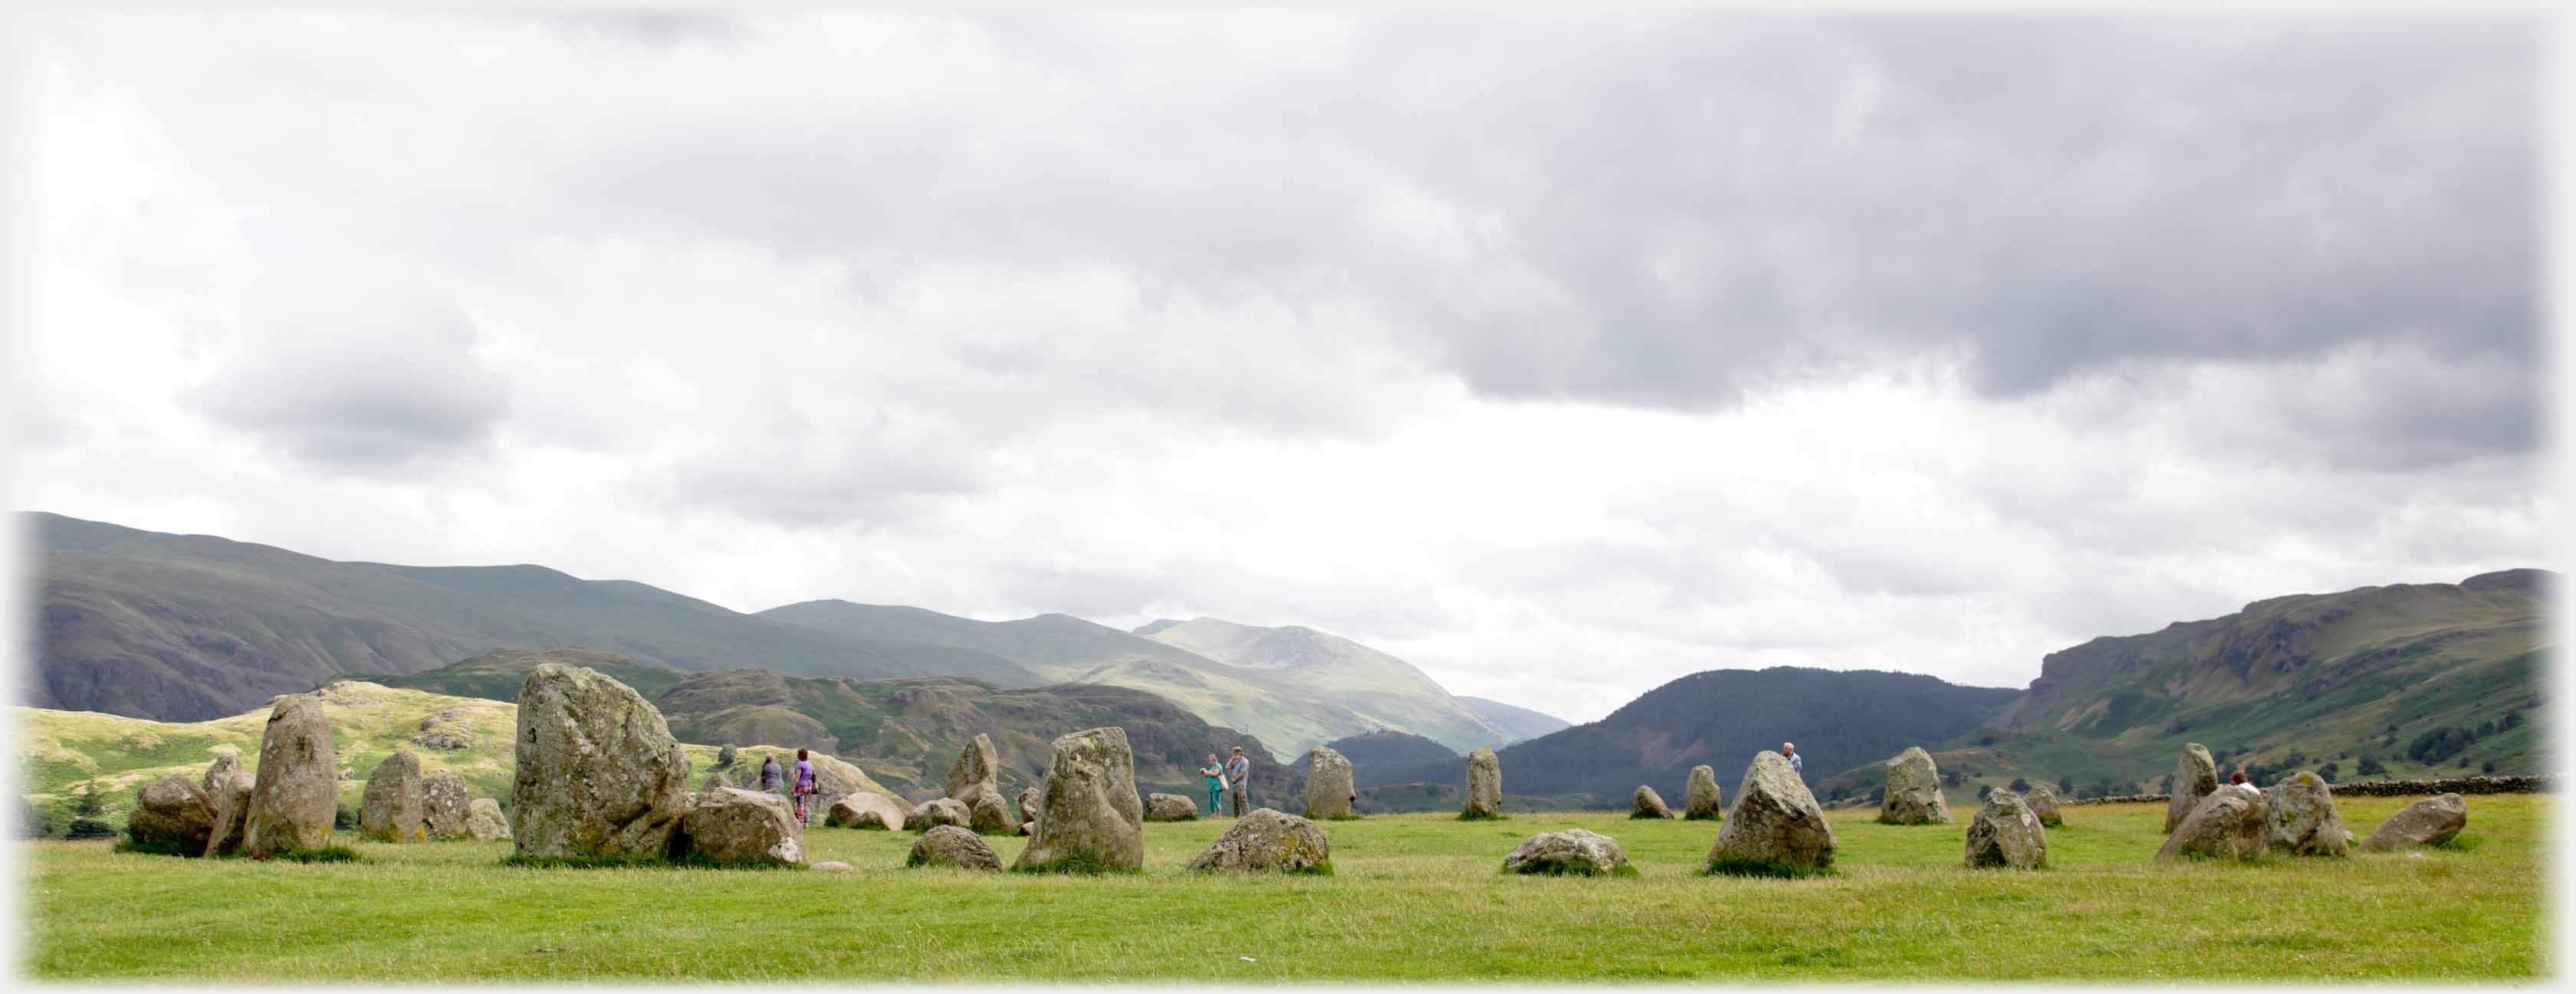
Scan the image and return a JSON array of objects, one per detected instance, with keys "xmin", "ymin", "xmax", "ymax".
[
  {"xmin": 1226, "ymin": 746, "xmax": 1252, "ymax": 817},
  {"xmin": 1783, "ymin": 742, "xmax": 1802, "ymax": 773},
  {"xmin": 759, "ymin": 753, "xmax": 785, "ymax": 795},
  {"xmin": 1200, "ymin": 753, "xmax": 1226, "ymax": 815},
  {"xmin": 2230, "ymin": 770, "xmax": 2259, "ymax": 793},
  {"xmin": 791, "ymin": 748, "xmax": 818, "ymax": 825}
]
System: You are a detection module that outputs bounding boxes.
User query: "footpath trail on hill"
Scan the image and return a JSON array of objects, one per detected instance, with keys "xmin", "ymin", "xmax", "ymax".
[{"xmin": 27, "ymin": 797, "xmax": 2543, "ymax": 982}]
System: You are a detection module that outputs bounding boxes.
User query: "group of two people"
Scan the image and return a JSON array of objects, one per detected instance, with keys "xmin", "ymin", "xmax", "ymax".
[
  {"xmin": 1198, "ymin": 746, "xmax": 1254, "ymax": 816},
  {"xmin": 754, "ymin": 748, "xmax": 821, "ymax": 825}
]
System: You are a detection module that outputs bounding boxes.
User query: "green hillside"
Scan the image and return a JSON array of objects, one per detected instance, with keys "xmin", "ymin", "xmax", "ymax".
[
  {"xmin": 1458, "ymin": 696, "xmax": 1572, "ymax": 743},
  {"xmin": 1134, "ymin": 618, "xmax": 1513, "ymax": 753}
]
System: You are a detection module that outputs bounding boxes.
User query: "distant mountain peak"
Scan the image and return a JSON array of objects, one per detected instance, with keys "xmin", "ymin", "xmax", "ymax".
[{"xmin": 1130, "ymin": 618, "xmax": 1187, "ymax": 637}]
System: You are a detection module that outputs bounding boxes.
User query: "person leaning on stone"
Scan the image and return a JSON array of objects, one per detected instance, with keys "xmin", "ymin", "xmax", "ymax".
[
  {"xmin": 1225, "ymin": 746, "xmax": 1252, "ymax": 818},
  {"xmin": 1782, "ymin": 742, "xmax": 1802, "ymax": 774}
]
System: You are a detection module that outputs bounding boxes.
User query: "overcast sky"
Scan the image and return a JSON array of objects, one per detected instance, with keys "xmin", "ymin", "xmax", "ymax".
[{"xmin": 7, "ymin": 10, "xmax": 2551, "ymax": 723}]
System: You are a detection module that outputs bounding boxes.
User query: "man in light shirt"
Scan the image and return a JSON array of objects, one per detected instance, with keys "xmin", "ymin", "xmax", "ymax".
[
  {"xmin": 1783, "ymin": 742, "xmax": 1803, "ymax": 774},
  {"xmin": 1225, "ymin": 746, "xmax": 1252, "ymax": 817}
]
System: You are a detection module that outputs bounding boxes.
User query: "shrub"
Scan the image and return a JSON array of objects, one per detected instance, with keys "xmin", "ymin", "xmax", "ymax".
[{"xmin": 2008, "ymin": 778, "xmax": 2030, "ymax": 793}]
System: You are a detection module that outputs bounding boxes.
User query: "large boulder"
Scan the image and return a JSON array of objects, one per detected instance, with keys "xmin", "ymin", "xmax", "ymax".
[
  {"xmin": 1631, "ymin": 785, "xmax": 1675, "ymax": 819},
  {"xmin": 360, "ymin": 750, "xmax": 426, "ymax": 842},
  {"xmin": 1461, "ymin": 747, "xmax": 1503, "ymax": 819},
  {"xmin": 1704, "ymin": 751, "xmax": 1836, "ymax": 876},
  {"xmin": 421, "ymin": 769, "xmax": 472, "ymax": 840},
  {"xmin": 1878, "ymin": 746, "xmax": 1950, "ymax": 825},
  {"xmin": 242, "ymin": 694, "xmax": 339, "ymax": 858},
  {"xmin": 467, "ymin": 798, "xmax": 511, "ymax": 841},
  {"xmin": 2359, "ymin": 793, "xmax": 2468, "ymax": 852},
  {"xmin": 1501, "ymin": 828, "xmax": 1633, "ymax": 877},
  {"xmin": 2156, "ymin": 784, "xmax": 2268, "ymax": 861},
  {"xmin": 201, "ymin": 749, "xmax": 253, "ymax": 858},
  {"xmin": 1682, "ymin": 765, "xmax": 1723, "ymax": 821},
  {"xmin": 508, "ymin": 663, "xmax": 693, "ymax": 860},
  {"xmin": 127, "ymin": 775, "xmax": 215, "ymax": 855},
  {"xmin": 826, "ymin": 792, "xmax": 907, "ymax": 831},
  {"xmin": 947, "ymin": 734, "xmax": 1018, "ymax": 834},
  {"xmin": 1303, "ymin": 746, "xmax": 1357, "ymax": 819},
  {"xmin": 915, "ymin": 798, "xmax": 971, "ymax": 831},
  {"xmin": 1187, "ymin": 808, "xmax": 1332, "ymax": 873},
  {"xmin": 2164, "ymin": 743, "xmax": 2219, "ymax": 833},
  {"xmin": 1963, "ymin": 789, "xmax": 2047, "ymax": 869},
  {"xmin": 2024, "ymin": 783, "xmax": 2065, "ymax": 827},
  {"xmin": 679, "ymin": 787, "xmax": 806, "ymax": 866},
  {"xmin": 2265, "ymin": 772, "xmax": 2350, "ymax": 857},
  {"xmin": 1145, "ymin": 792, "xmax": 1200, "ymax": 822},
  {"xmin": 908, "ymin": 825, "xmax": 1003, "ymax": 871},
  {"xmin": 1011, "ymin": 727, "xmax": 1144, "ymax": 873}
]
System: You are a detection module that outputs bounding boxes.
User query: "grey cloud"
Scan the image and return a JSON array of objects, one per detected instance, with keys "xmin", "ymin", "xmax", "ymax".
[{"xmin": 194, "ymin": 294, "xmax": 508, "ymax": 474}]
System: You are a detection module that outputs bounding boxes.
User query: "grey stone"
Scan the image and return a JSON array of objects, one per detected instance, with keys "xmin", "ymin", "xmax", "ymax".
[
  {"xmin": 1631, "ymin": 785, "xmax": 1675, "ymax": 819},
  {"xmin": 1878, "ymin": 746, "xmax": 1950, "ymax": 825},
  {"xmin": 916, "ymin": 797, "xmax": 971, "ymax": 831},
  {"xmin": 908, "ymin": 824, "xmax": 1002, "ymax": 871},
  {"xmin": 679, "ymin": 787, "xmax": 806, "ymax": 866},
  {"xmin": 813, "ymin": 860, "xmax": 853, "ymax": 871},
  {"xmin": 1303, "ymin": 746, "xmax": 1356, "ymax": 819},
  {"xmin": 1145, "ymin": 792, "xmax": 1200, "ymax": 822},
  {"xmin": 201, "ymin": 748, "xmax": 253, "ymax": 857},
  {"xmin": 1011, "ymin": 727, "xmax": 1143, "ymax": 873},
  {"xmin": 243, "ymin": 694, "xmax": 338, "ymax": 858},
  {"xmin": 422, "ymin": 769, "xmax": 471, "ymax": 840},
  {"xmin": 1964, "ymin": 789, "xmax": 2047, "ymax": 868},
  {"xmin": 1187, "ymin": 808, "xmax": 1331, "ymax": 873},
  {"xmin": 1682, "ymin": 765, "xmax": 1723, "ymax": 821},
  {"xmin": 360, "ymin": 749, "xmax": 426, "ymax": 842},
  {"xmin": 508, "ymin": 663, "xmax": 693, "ymax": 860},
  {"xmin": 2025, "ymin": 783, "xmax": 2064, "ymax": 827},
  {"xmin": 2164, "ymin": 743, "xmax": 2218, "ymax": 834},
  {"xmin": 947, "ymin": 733, "xmax": 1018, "ymax": 834},
  {"xmin": 2265, "ymin": 772, "xmax": 2350, "ymax": 857},
  {"xmin": 1462, "ymin": 746, "xmax": 1503, "ymax": 819},
  {"xmin": 2359, "ymin": 793, "xmax": 2468, "ymax": 852},
  {"xmin": 127, "ymin": 775, "xmax": 215, "ymax": 855},
  {"xmin": 2157, "ymin": 783, "xmax": 2267, "ymax": 861},
  {"xmin": 1502, "ymin": 828, "xmax": 1631, "ymax": 876},
  {"xmin": 467, "ymin": 797, "xmax": 511, "ymax": 841},
  {"xmin": 1704, "ymin": 751, "xmax": 1836, "ymax": 874},
  {"xmin": 826, "ymin": 792, "xmax": 907, "ymax": 831}
]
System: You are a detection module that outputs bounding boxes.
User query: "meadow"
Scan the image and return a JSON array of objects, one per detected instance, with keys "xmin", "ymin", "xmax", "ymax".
[{"xmin": 23, "ymin": 796, "xmax": 2545, "ymax": 982}]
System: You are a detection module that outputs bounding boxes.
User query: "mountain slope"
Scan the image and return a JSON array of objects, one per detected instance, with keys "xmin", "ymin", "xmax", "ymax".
[
  {"xmin": 1135, "ymin": 618, "xmax": 1512, "ymax": 753},
  {"xmin": 1290, "ymin": 730, "xmax": 1463, "ymax": 789},
  {"xmin": 31, "ymin": 513, "xmax": 1036, "ymax": 721},
  {"xmin": 1458, "ymin": 696, "xmax": 1572, "ymax": 743}
]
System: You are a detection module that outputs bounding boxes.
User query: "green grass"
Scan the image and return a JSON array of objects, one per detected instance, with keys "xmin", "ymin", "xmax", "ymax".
[{"xmin": 24, "ymin": 796, "xmax": 2545, "ymax": 981}]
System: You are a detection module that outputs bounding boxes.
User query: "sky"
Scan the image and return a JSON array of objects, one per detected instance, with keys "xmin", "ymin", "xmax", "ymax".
[{"xmin": 4, "ymin": 9, "xmax": 2554, "ymax": 723}]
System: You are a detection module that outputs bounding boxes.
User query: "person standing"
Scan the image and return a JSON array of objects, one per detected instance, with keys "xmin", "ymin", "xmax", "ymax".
[
  {"xmin": 759, "ymin": 753, "xmax": 786, "ymax": 794},
  {"xmin": 791, "ymin": 748, "xmax": 819, "ymax": 825},
  {"xmin": 1782, "ymin": 742, "xmax": 1803, "ymax": 775},
  {"xmin": 1225, "ymin": 746, "xmax": 1252, "ymax": 817},
  {"xmin": 1199, "ymin": 753, "xmax": 1226, "ymax": 815}
]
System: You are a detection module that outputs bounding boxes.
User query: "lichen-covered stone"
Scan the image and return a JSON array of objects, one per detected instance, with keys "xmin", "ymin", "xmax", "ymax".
[
  {"xmin": 1704, "ymin": 751, "xmax": 1836, "ymax": 874},
  {"xmin": 422, "ymin": 769, "xmax": 472, "ymax": 840},
  {"xmin": 947, "ymin": 733, "xmax": 1018, "ymax": 834},
  {"xmin": 702, "ymin": 767, "xmax": 733, "ymax": 792},
  {"xmin": 2164, "ymin": 743, "xmax": 2218, "ymax": 834},
  {"xmin": 1145, "ymin": 792, "xmax": 1200, "ymax": 822},
  {"xmin": 1879, "ymin": 746, "xmax": 1950, "ymax": 825},
  {"xmin": 826, "ymin": 792, "xmax": 907, "ymax": 831},
  {"xmin": 1502, "ymin": 828, "xmax": 1631, "ymax": 876},
  {"xmin": 1682, "ymin": 765, "xmax": 1723, "ymax": 821},
  {"xmin": 508, "ymin": 663, "xmax": 692, "ymax": 860},
  {"xmin": 467, "ymin": 797, "xmax": 511, "ymax": 841},
  {"xmin": 2025, "ymin": 782, "xmax": 2064, "ymax": 827},
  {"xmin": 1188, "ymin": 808, "xmax": 1331, "ymax": 873},
  {"xmin": 1017, "ymin": 786, "xmax": 1040, "ymax": 835},
  {"xmin": 1303, "ymin": 746, "xmax": 1356, "ymax": 819},
  {"xmin": 2156, "ymin": 784, "xmax": 2267, "ymax": 861},
  {"xmin": 908, "ymin": 824, "xmax": 1002, "ymax": 871},
  {"xmin": 127, "ymin": 775, "xmax": 215, "ymax": 855},
  {"xmin": 360, "ymin": 750, "xmax": 425, "ymax": 842},
  {"xmin": 2359, "ymin": 793, "xmax": 2467, "ymax": 852},
  {"xmin": 201, "ymin": 748, "xmax": 253, "ymax": 857},
  {"xmin": 243, "ymin": 694, "xmax": 338, "ymax": 858},
  {"xmin": 1462, "ymin": 747, "xmax": 1502, "ymax": 819},
  {"xmin": 916, "ymin": 797, "xmax": 971, "ymax": 831},
  {"xmin": 1964, "ymin": 789, "xmax": 2047, "ymax": 868},
  {"xmin": 1631, "ymin": 785, "xmax": 1675, "ymax": 819},
  {"xmin": 1012, "ymin": 727, "xmax": 1143, "ymax": 873},
  {"xmin": 2265, "ymin": 772, "xmax": 2349, "ymax": 857},
  {"xmin": 679, "ymin": 787, "xmax": 806, "ymax": 866}
]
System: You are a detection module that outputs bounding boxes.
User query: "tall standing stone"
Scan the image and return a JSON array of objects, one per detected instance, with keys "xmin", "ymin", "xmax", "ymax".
[
  {"xmin": 1682, "ymin": 765, "xmax": 1724, "ymax": 821},
  {"xmin": 1963, "ymin": 789, "xmax": 2047, "ymax": 868},
  {"xmin": 242, "ymin": 694, "xmax": 338, "ymax": 858},
  {"xmin": 947, "ymin": 733, "xmax": 1018, "ymax": 834},
  {"xmin": 2164, "ymin": 743, "xmax": 2218, "ymax": 834},
  {"xmin": 2156, "ymin": 783, "xmax": 2268, "ymax": 861},
  {"xmin": 421, "ymin": 769, "xmax": 472, "ymax": 840},
  {"xmin": 1303, "ymin": 746, "xmax": 1357, "ymax": 819},
  {"xmin": 201, "ymin": 748, "xmax": 254, "ymax": 858},
  {"xmin": 1631, "ymin": 785, "xmax": 1675, "ymax": 819},
  {"xmin": 360, "ymin": 750, "xmax": 426, "ymax": 842},
  {"xmin": 2265, "ymin": 771, "xmax": 2349, "ymax": 857},
  {"xmin": 2359, "ymin": 793, "xmax": 2468, "ymax": 852},
  {"xmin": 1502, "ymin": 829, "xmax": 1633, "ymax": 877},
  {"xmin": 2024, "ymin": 782, "xmax": 2065, "ymax": 827},
  {"xmin": 1012, "ymin": 727, "xmax": 1143, "ymax": 873},
  {"xmin": 1704, "ymin": 751, "xmax": 1836, "ymax": 876},
  {"xmin": 509, "ymin": 663, "xmax": 693, "ymax": 860},
  {"xmin": 1878, "ymin": 746, "xmax": 1950, "ymax": 825},
  {"xmin": 1461, "ymin": 747, "xmax": 1502, "ymax": 820}
]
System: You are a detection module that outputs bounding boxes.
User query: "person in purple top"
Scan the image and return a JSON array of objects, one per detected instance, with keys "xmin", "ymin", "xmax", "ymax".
[{"xmin": 791, "ymin": 748, "xmax": 818, "ymax": 825}]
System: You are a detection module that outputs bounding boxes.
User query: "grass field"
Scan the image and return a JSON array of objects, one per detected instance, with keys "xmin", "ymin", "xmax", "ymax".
[{"xmin": 22, "ymin": 796, "xmax": 2548, "ymax": 981}]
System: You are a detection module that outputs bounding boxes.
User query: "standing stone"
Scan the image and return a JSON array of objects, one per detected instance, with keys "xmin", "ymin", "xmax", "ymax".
[
  {"xmin": 2156, "ymin": 784, "xmax": 2268, "ymax": 861},
  {"xmin": 1682, "ymin": 765, "xmax": 1724, "ymax": 821},
  {"xmin": 1461, "ymin": 746, "xmax": 1503, "ymax": 820},
  {"xmin": 360, "ymin": 750, "xmax": 426, "ymax": 842},
  {"xmin": 678, "ymin": 787, "xmax": 807, "ymax": 866},
  {"xmin": 702, "ymin": 767, "xmax": 733, "ymax": 792},
  {"xmin": 916, "ymin": 797, "xmax": 971, "ymax": 830},
  {"xmin": 509, "ymin": 663, "xmax": 693, "ymax": 860},
  {"xmin": 1012, "ymin": 727, "xmax": 1144, "ymax": 873},
  {"xmin": 1017, "ymin": 786, "xmax": 1040, "ymax": 824},
  {"xmin": 1704, "ymin": 751, "xmax": 1837, "ymax": 875},
  {"xmin": 1145, "ymin": 792, "xmax": 1200, "ymax": 822},
  {"xmin": 1631, "ymin": 785, "xmax": 1676, "ymax": 819},
  {"xmin": 2164, "ymin": 743, "xmax": 2219, "ymax": 834},
  {"xmin": 127, "ymin": 775, "xmax": 215, "ymax": 855},
  {"xmin": 1878, "ymin": 746, "xmax": 1950, "ymax": 825},
  {"xmin": 1963, "ymin": 789, "xmax": 2047, "ymax": 868},
  {"xmin": 467, "ymin": 798, "xmax": 511, "ymax": 841},
  {"xmin": 946, "ymin": 733, "xmax": 1018, "ymax": 834},
  {"xmin": 825, "ymin": 792, "xmax": 907, "ymax": 831},
  {"xmin": 1303, "ymin": 746, "xmax": 1357, "ymax": 819},
  {"xmin": 2024, "ymin": 782, "xmax": 2065, "ymax": 827},
  {"xmin": 201, "ymin": 748, "xmax": 254, "ymax": 858},
  {"xmin": 2265, "ymin": 772, "xmax": 2350, "ymax": 857},
  {"xmin": 908, "ymin": 824, "xmax": 1003, "ymax": 871},
  {"xmin": 242, "ymin": 694, "xmax": 338, "ymax": 858},
  {"xmin": 1188, "ymin": 808, "xmax": 1332, "ymax": 873},
  {"xmin": 422, "ymin": 769, "xmax": 472, "ymax": 840},
  {"xmin": 1502, "ymin": 828, "xmax": 1633, "ymax": 876},
  {"xmin": 2358, "ymin": 793, "xmax": 2468, "ymax": 852}
]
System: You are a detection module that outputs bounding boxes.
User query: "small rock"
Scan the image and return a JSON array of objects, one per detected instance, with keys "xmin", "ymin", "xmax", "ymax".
[
  {"xmin": 2156, "ymin": 784, "xmax": 2267, "ymax": 861},
  {"xmin": 1187, "ymin": 809, "xmax": 1332, "ymax": 873},
  {"xmin": 916, "ymin": 798, "xmax": 971, "ymax": 831},
  {"xmin": 1631, "ymin": 785, "xmax": 1675, "ymax": 819},
  {"xmin": 1963, "ymin": 789, "xmax": 2046, "ymax": 868},
  {"xmin": 127, "ymin": 775, "xmax": 215, "ymax": 855},
  {"xmin": 1501, "ymin": 828, "xmax": 1631, "ymax": 876},
  {"xmin": 2358, "ymin": 793, "xmax": 2467, "ymax": 852},
  {"xmin": 826, "ymin": 792, "xmax": 908, "ymax": 831},
  {"xmin": 908, "ymin": 824, "xmax": 1003, "ymax": 871},
  {"xmin": 1681, "ymin": 765, "xmax": 1723, "ymax": 821},
  {"xmin": 1145, "ymin": 792, "xmax": 1200, "ymax": 822},
  {"xmin": 2024, "ymin": 783, "xmax": 2064, "ymax": 827},
  {"xmin": 467, "ymin": 798, "xmax": 511, "ymax": 841}
]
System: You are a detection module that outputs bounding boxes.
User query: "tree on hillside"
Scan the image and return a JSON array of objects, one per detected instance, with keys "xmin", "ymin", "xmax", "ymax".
[
  {"xmin": 717, "ymin": 743, "xmax": 738, "ymax": 769},
  {"xmin": 2009, "ymin": 777, "xmax": 2029, "ymax": 793},
  {"xmin": 2058, "ymin": 776, "xmax": 2073, "ymax": 793},
  {"xmin": 2356, "ymin": 755, "xmax": 2387, "ymax": 777}
]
